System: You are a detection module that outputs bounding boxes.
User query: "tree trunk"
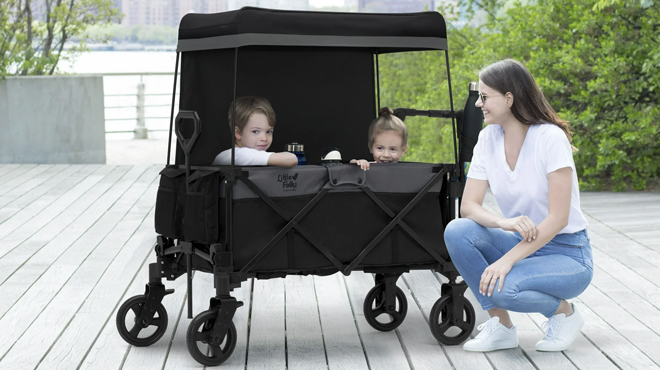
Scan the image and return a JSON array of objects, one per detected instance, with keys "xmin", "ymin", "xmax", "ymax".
[{"xmin": 21, "ymin": 0, "xmax": 33, "ymax": 75}]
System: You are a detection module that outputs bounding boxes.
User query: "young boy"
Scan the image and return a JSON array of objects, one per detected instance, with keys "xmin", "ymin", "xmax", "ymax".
[
  {"xmin": 213, "ymin": 96, "xmax": 298, "ymax": 167},
  {"xmin": 351, "ymin": 107, "xmax": 408, "ymax": 170}
]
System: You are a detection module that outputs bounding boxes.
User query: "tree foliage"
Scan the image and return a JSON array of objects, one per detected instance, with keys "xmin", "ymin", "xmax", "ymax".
[
  {"xmin": 379, "ymin": 0, "xmax": 660, "ymax": 190},
  {"xmin": 0, "ymin": 0, "xmax": 121, "ymax": 77}
]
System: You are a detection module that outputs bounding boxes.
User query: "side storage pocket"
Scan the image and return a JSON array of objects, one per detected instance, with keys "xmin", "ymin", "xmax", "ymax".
[
  {"xmin": 155, "ymin": 166, "xmax": 187, "ymax": 239},
  {"xmin": 184, "ymin": 169, "xmax": 221, "ymax": 243}
]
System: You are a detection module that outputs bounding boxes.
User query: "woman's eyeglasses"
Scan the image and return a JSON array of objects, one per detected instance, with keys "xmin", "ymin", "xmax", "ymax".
[{"xmin": 478, "ymin": 92, "xmax": 503, "ymax": 103}]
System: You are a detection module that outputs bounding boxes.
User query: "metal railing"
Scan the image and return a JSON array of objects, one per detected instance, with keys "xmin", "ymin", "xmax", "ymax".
[{"xmin": 101, "ymin": 72, "xmax": 179, "ymax": 139}]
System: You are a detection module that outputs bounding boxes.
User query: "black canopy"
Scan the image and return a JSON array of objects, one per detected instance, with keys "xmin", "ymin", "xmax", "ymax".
[
  {"xmin": 177, "ymin": 7, "xmax": 447, "ymax": 52},
  {"xmin": 174, "ymin": 7, "xmax": 451, "ymax": 166}
]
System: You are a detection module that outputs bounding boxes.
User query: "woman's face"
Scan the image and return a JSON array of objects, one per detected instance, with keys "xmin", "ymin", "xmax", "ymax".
[{"xmin": 475, "ymin": 80, "xmax": 511, "ymax": 126}]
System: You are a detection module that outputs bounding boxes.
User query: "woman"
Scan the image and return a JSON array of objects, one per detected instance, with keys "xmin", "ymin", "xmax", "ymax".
[{"xmin": 444, "ymin": 59, "xmax": 593, "ymax": 352}]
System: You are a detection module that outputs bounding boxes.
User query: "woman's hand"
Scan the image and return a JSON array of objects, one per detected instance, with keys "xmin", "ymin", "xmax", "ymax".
[
  {"xmin": 497, "ymin": 216, "xmax": 537, "ymax": 242},
  {"xmin": 350, "ymin": 159, "xmax": 370, "ymax": 171},
  {"xmin": 480, "ymin": 257, "xmax": 514, "ymax": 297}
]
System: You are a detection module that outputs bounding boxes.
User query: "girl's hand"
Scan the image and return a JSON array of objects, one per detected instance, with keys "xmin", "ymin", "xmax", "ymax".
[
  {"xmin": 480, "ymin": 258, "xmax": 514, "ymax": 297},
  {"xmin": 497, "ymin": 216, "xmax": 537, "ymax": 242},
  {"xmin": 350, "ymin": 159, "xmax": 370, "ymax": 171}
]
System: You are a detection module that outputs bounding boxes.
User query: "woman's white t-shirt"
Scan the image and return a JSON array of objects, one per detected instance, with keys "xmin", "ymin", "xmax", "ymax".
[
  {"xmin": 467, "ymin": 123, "xmax": 587, "ymax": 234},
  {"xmin": 212, "ymin": 147, "xmax": 273, "ymax": 166}
]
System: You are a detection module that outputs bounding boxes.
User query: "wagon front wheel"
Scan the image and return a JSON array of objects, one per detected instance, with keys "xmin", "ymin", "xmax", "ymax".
[
  {"xmin": 429, "ymin": 295, "xmax": 475, "ymax": 345},
  {"xmin": 363, "ymin": 284, "xmax": 408, "ymax": 331},
  {"xmin": 187, "ymin": 309, "xmax": 237, "ymax": 366},
  {"xmin": 116, "ymin": 295, "xmax": 168, "ymax": 347}
]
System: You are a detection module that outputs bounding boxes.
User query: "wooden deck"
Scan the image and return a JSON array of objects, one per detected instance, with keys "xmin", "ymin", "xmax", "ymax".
[{"xmin": 0, "ymin": 164, "xmax": 659, "ymax": 370}]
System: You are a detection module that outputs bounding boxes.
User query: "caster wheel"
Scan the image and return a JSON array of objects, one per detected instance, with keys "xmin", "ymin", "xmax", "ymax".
[
  {"xmin": 363, "ymin": 284, "xmax": 408, "ymax": 331},
  {"xmin": 116, "ymin": 295, "xmax": 168, "ymax": 347},
  {"xmin": 429, "ymin": 295, "xmax": 475, "ymax": 345},
  {"xmin": 187, "ymin": 309, "xmax": 237, "ymax": 366}
]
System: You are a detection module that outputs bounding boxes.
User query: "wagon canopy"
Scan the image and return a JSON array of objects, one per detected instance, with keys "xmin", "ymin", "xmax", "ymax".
[{"xmin": 177, "ymin": 7, "xmax": 447, "ymax": 52}]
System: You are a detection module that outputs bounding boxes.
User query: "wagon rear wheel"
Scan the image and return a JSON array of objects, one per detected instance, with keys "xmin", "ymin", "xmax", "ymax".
[
  {"xmin": 187, "ymin": 309, "xmax": 237, "ymax": 366},
  {"xmin": 116, "ymin": 295, "xmax": 168, "ymax": 347},
  {"xmin": 429, "ymin": 295, "xmax": 475, "ymax": 345},
  {"xmin": 363, "ymin": 284, "xmax": 408, "ymax": 331}
]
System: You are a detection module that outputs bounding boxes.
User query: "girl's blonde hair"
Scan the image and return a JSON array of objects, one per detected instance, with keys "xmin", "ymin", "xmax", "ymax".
[{"xmin": 368, "ymin": 107, "xmax": 408, "ymax": 148}]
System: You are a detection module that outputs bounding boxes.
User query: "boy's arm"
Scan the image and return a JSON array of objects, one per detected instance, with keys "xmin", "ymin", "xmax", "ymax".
[{"xmin": 268, "ymin": 152, "xmax": 298, "ymax": 167}]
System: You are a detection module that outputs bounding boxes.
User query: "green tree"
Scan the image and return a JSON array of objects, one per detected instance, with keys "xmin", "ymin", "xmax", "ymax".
[
  {"xmin": 379, "ymin": 0, "xmax": 660, "ymax": 190},
  {"xmin": 1, "ymin": 0, "xmax": 121, "ymax": 77}
]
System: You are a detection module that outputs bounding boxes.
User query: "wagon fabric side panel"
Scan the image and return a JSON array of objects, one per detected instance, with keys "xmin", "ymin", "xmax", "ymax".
[{"xmin": 221, "ymin": 163, "xmax": 448, "ymax": 274}]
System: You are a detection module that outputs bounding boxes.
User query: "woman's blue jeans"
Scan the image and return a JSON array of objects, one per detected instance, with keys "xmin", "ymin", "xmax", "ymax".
[{"xmin": 444, "ymin": 218, "xmax": 593, "ymax": 318}]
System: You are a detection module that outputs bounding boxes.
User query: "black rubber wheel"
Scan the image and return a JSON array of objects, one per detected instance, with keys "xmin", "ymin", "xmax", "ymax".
[
  {"xmin": 186, "ymin": 309, "xmax": 237, "ymax": 366},
  {"xmin": 116, "ymin": 295, "xmax": 168, "ymax": 347},
  {"xmin": 429, "ymin": 295, "xmax": 476, "ymax": 345},
  {"xmin": 363, "ymin": 284, "xmax": 408, "ymax": 331}
]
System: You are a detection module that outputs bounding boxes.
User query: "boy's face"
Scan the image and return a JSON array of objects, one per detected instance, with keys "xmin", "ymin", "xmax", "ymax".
[
  {"xmin": 235, "ymin": 113, "xmax": 273, "ymax": 151},
  {"xmin": 370, "ymin": 130, "xmax": 407, "ymax": 163}
]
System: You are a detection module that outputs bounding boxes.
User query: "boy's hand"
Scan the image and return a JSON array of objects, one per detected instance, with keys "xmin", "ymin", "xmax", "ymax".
[{"xmin": 350, "ymin": 159, "xmax": 370, "ymax": 171}]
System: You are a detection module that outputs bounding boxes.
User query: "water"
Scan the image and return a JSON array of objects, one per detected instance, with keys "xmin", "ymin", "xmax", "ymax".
[
  {"xmin": 61, "ymin": 51, "xmax": 180, "ymax": 140},
  {"xmin": 60, "ymin": 50, "xmax": 178, "ymax": 74}
]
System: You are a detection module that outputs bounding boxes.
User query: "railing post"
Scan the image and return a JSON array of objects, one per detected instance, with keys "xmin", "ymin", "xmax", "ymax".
[{"xmin": 134, "ymin": 77, "xmax": 148, "ymax": 139}]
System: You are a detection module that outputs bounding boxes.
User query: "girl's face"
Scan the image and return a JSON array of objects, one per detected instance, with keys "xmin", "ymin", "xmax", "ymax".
[
  {"xmin": 475, "ymin": 80, "xmax": 512, "ymax": 126},
  {"xmin": 370, "ymin": 130, "xmax": 407, "ymax": 163},
  {"xmin": 235, "ymin": 113, "xmax": 273, "ymax": 151}
]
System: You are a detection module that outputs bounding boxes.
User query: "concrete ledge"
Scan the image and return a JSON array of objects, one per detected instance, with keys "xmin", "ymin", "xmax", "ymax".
[{"xmin": 0, "ymin": 75, "xmax": 106, "ymax": 164}]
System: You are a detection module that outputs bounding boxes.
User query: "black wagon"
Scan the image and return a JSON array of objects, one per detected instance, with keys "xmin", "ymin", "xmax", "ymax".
[{"xmin": 115, "ymin": 7, "xmax": 484, "ymax": 366}]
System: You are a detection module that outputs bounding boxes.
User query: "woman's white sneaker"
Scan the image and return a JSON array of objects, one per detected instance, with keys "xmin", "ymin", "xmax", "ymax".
[
  {"xmin": 463, "ymin": 317, "xmax": 519, "ymax": 352},
  {"xmin": 536, "ymin": 303, "xmax": 584, "ymax": 351}
]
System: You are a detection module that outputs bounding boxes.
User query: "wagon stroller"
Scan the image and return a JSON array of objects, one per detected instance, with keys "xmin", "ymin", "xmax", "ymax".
[{"xmin": 115, "ymin": 7, "xmax": 484, "ymax": 366}]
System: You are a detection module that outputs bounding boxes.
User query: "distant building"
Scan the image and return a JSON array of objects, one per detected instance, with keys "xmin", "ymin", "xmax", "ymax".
[
  {"xmin": 114, "ymin": 0, "xmax": 228, "ymax": 27},
  {"xmin": 358, "ymin": 0, "xmax": 434, "ymax": 13},
  {"xmin": 113, "ymin": 0, "xmax": 309, "ymax": 27}
]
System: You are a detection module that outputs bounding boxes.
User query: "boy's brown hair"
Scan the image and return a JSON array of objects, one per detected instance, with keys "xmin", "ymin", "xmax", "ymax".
[
  {"xmin": 368, "ymin": 107, "xmax": 408, "ymax": 148},
  {"xmin": 228, "ymin": 96, "xmax": 276, "ymax": 132}
]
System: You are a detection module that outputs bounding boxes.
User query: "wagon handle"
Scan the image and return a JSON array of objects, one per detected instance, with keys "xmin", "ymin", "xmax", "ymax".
[{"xmin": 175, "ymin": 110, "xmax": 202, "ymax": 155}]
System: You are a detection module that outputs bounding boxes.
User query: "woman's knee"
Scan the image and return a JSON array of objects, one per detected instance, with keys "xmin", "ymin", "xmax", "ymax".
[{"xmin": 444, "ymin": 218, "xmax": 481, "ymax": 251}]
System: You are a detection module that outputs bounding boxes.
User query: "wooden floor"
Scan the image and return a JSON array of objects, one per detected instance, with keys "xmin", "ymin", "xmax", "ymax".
[{"xmin": 1, "ymin": 164, "xmax": 659, "ymax": 370}]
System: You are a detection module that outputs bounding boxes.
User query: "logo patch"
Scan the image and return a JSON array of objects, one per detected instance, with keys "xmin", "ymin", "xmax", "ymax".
[{"xmin": 277, "ymin": 172, "xmax": 298, "ymax": 191}]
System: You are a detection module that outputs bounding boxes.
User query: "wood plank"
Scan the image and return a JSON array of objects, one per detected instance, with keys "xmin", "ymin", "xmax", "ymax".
[
  {"xmin": 160, "ymin": 271, "xmax": 215, "ymax": 370},
  {"xmin": 78, "ymin": 255, "xmax": 153, "ymax": 370},
  {"xmin": 577, "ymin": 271, "xmax": 660, "ymax": 366},
  {"xmin": 285, "ymin": 275, "xmax": 326, "ymax": 370},
  {"xmin": 0, "ymin": 164, "xmax": 54, "ymax": 197},
  {"xmin": 571, "ymin": 296, "xmax": 659, "ymax": 370},
  {"xmin": 247, "ymin": 278, "xmax": 287, "ymax": 369},
  {"xmin": 394, "ymin": 278, "xmax": 453, "ymax": 369},
  {"xmin": 0, "ymin": 166, "xmax": 153, "ymax": 358},
  {"xmin": 33, "ymin": 207, "xmax": 157, "ymax": 370},
  {"xmin": 0, "ymin": 165, "xmax": 115, "ymax": 259},
  {"xmin": 343, "ymin": 272, "xmax": 410, "ymax": 370},
  {"xmin": 0, "ymin": 171, "xmax": 159, "ymax": 369},
  {"xmin": 314, "ymin": 274, "xmax": 369, "ymax": 370},
  {"xmin": 402, "ymin": 270, "xmax": 492, "ymax": 370},
  {"xmin": 0, "ymin": 164, "xmax": 38, "ymax": 192},
  {"xmin": 0, "ymin": 164, "xmax": 22, "ymax": 179},
  {"xmin": 0, "ymin": 165, "xmax": 79, "ymax": 224},
  {"xmin": 0, "ymin": 166, "xmax": 145, "ymax": 317}
]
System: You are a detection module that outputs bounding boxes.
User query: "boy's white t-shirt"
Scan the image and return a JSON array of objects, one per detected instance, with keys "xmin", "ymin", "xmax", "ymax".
[
  {"xmin": 212, "ymin": 147, "xmax": 273, "ymax": 166},
  {"xmin": 467, "ymin": 123, "xmax": 587, "ymax": 234}
]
